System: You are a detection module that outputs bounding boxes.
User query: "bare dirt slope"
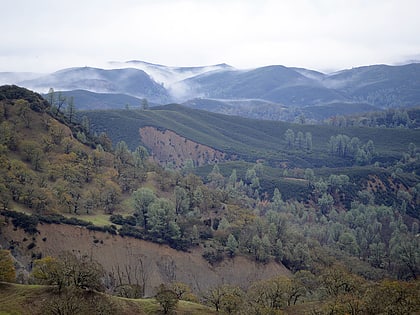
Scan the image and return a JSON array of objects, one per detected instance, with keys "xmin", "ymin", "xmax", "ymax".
[
  {"xmin": 1, "ymin": 220, "xmax": 290, "ymax": 296},
  {"xmin": 140, "ymin": 126, "xmax": 226, "ymax": 168}
]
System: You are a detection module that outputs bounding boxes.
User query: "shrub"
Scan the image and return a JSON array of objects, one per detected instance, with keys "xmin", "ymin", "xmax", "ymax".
[{"xmin": 1, "ymin": 210, "xmax": 39, "ymax": 234}]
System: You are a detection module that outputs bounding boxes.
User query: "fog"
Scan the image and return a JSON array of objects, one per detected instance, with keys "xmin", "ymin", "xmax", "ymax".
[{"xmin": 1, "ymin": 0, "xmax": 420, "ymax": 73}]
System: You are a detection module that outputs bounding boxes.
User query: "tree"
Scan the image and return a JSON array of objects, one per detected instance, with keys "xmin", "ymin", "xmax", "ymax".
[
  {"xmin": 20, "ymin": 140, "xmax": 43, "ymax": 171},
  {"xmin": 100, "ymin": 180, "xmax": 121, "ymax": 214},
  {"xmin": 155, "ymin": 284, "xmax": 178, "ymax": 314},
  {"xmin": 133, "ymin": 146, "xmax": 149, "ymax": 169},
  {"xmin": 305, "ymin": 132, "xmax": 312, "ymax": 152},
  {"xmin": 0, "ymin": 250, "xmax": 15, "ymax": 282},
  {"xmin": 318, "ymin": 192, "xmax": 334, "ymax": 215},
  {"xmin": 204, "ymin": 285, "xmax": 243, "ymax": 313},
  {"xmin": 174, "ymin": 186, "xmax": 189, "ymax": 215},
  {"xmin": 57, "ymin": 91, "xmax": 67, "ymax": 113},
  {"xmin": 31, "ymin": 256, "xmax": 65, "ymax": 291},
  {"xmin": 247, "ymin": 276, "xmax": 290, "ymax": 310},
  {"xmin": 285, "ymin": 129, "xmax": 295, "ymax": 149},
  {"xmin": 245, "ymin": 167, "xmax": 260, "ymax": 190},
  {"xmin": 296, "ymin": 131, "xmax": 305, "ymax": 150},
  {"xmin": 228, "ymin": 169, "xmax": 237, "ymax": 186},
  {"xmin": 338, "ymin": 232, "xmax": 359, "ymax": 255},
  {"xmin": 390, "ymin": 233, "xmax": 419, "ymax": 280},
  {"xmin": 132, "ymin": 187, "xmax": 156, "ymax": 229},
  {"xmin": 408, "ymin": 142, "xmax": 417, "ymax": 158},
  {"xmin": 66, "ymin": 96, "xmax": 75, "ymax": 123},
  {"xmin": 364, "ymin": 280, "xmax": 420, "ymax": 315},
  {"xmin": 32, "ymin": 252, "xmax": 105, "ymax": 293},
  {"xmin": 115, "ymin": 140, "xmax": 132, "ymax": 165},
  {"xmin": 226, "ymin": 234, "xmax": 239, "ymax": 257},
  {"xmin": 271, "ymin": 188, "xmax": 283, "ymax": 210},
  {"xmin": 97, "ymin": 132, "xmax": 113, "ymax": 152},
  {"xmin": 220, "ymin": 285, "xmax": 244, "ymax": 314},
  {"xmin": 42, "ymin": 287, "xmax": 116, "ymax": 315},
  {"xmin": 169, "ymin": 282, "xmax": 194, "ymax": 301},
  {"xmin": 304, "ymin": 168, "xmax": 315, "ymax": 183},
  {"xmin": 47, "ymin": 88, "xmax": 55, "ymax": 108},
  {"xmin": 147, "ymin": 198, "xmax": 180, "ymax": 244},
  {"xmin": 251, "ymin": 235, "xmax": 271, "ymax": 262},
  {"xmin": 207, "ymin": 164, "xmax": 224, "ymax": 188},
  {"xmin": 81, "ymin": 115, "xmax": 90, "ymax": 134},
  {"xmin": 182, "ymin": 158, "xmax": 194, "ymax": 175},
  {"xmin": 141, "ymin": 98, "xmax": 149, "ymax": 110},
  {"xmin": 16, "ymin": 99, "xmax": 31, "ymax": 128}
]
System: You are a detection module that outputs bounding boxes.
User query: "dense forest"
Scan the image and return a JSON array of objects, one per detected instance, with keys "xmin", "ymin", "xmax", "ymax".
[{"xmin": 0, "ymin": 85, "xmax": 419, "ymax": 314}]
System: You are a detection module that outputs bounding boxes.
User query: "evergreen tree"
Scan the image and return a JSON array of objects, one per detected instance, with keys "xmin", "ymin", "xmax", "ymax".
[{"xmin": 226, "ymin": 234, "xmax": 239, "ymax": 257}]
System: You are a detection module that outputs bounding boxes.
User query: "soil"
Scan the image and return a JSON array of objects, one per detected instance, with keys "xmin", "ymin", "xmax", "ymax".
[
  {"xmin": 0, "ymin": 219, "xmax": 290, "ymax": 296},
  {"xmin": 140, "ymin": 127, "xmax": 226, "ymax": 168}
]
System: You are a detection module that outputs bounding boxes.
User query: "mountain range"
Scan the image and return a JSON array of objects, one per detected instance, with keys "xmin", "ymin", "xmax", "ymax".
[{"xmin": 1, "ymin": 61, "xmax": 420, "ymax": 120}]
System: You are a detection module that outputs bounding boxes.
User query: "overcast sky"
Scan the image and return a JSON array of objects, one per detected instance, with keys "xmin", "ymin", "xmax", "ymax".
[{"xmin": 1, "ymin": 0, "xmax": 420, "ymax": 73}]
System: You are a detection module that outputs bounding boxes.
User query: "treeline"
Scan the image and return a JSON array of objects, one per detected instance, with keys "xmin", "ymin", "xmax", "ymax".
[
  {"xmin": 326, "ymin": 107, "xmax": 420, "ymax": 129},
  {"xmin": 1, "ymin": 249, "xmax": 418, "ymax": 314}
]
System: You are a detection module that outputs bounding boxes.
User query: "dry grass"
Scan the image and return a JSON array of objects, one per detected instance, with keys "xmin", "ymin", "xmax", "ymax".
[{"xmin": 0, "ymin": 282, "xmax": 217, "ymax": 315}]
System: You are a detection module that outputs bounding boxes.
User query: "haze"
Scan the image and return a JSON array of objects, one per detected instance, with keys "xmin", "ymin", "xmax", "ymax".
[{"xmin": 1, "ymin": 0, "xmax": 420, "ymax": 73}]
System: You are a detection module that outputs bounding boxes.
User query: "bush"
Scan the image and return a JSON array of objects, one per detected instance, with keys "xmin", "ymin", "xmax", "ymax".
[
  {"xmin": 86, "ymin": 224, "xmax": 117, "ymax": 235},
  {"xmin": 109, "ymin": 214, "xmax": 136, "ymax": 226},
  {"xmin": 27, "ymin": 242, "xmax": 36, "ymax": 250},
  {"xmin": 118, "ymin": 225, "xmax": 144, "ymax": 239},
  {"xmin": 1, "ymin": 210, "xmax": 39, "ymax": 234},
  {"xmin": 202, "ymin": 248, "xmax": 224, "ymax": 265}
]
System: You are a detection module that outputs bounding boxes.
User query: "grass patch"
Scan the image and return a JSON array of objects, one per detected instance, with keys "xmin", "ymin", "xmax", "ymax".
[{"xmin": 75, "ymin": 213, "xmax": 111, "ymax": 226}]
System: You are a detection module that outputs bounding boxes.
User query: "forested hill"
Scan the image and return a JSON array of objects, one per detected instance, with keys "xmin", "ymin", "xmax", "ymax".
[
  {"xmin": 83, "ymin": 104, "xmax": 420, "ymax": 168},
  {"xmin": 0, "ymin": 85, "xmax": 419, "ymax": 314}
]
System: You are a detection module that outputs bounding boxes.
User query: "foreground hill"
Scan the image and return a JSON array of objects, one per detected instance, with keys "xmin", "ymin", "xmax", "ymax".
[
  {"xmin": 0, "ymin": 282, "xmax": 217, "ymax": 315},
  {"xmin": 0, "ymin": 85, "xmax": 290, "ymax": 296},
  {"xmin": 1, "ymin": 221, "xmax": 287, "ymax": 296}
]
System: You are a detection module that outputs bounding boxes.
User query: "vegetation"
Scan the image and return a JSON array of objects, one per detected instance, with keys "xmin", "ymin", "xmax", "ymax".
[
  {"xmin": 0, "ymin": 85, "xmax": 419, "ymax": 314},
  {"xmin": 81, "ymin": 104, "xmax": 419, "ymax": 167},
  {"xmin": 0, "ymin": 250, "xmax": 15, "ymax": 282}
]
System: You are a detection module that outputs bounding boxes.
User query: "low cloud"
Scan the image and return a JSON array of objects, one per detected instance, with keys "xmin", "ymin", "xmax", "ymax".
[{"xmin": 1, "ymin": 0, "xmax": 420, "ymax": 72}]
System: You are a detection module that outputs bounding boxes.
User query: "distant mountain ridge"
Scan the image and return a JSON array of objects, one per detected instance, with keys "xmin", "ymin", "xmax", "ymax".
[{"xmin": 3, "ymin": 61, "xmax": 420, "ymax": 120}]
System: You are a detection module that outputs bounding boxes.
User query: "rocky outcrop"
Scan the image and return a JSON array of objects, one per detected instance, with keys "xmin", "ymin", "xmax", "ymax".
[{"xmin": 140, "ymin": 126, "xmax": 226, "ymax": 168}]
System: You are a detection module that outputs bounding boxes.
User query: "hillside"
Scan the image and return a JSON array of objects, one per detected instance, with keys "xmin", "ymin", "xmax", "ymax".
[
  {"xmin": 83, "ymin": 104, "xmax": 420, "ymax": 168},
  {"xmin": 1, "ymin": 222, "xmax": 288, "ymax": 296},
  {"xmin": 54, "ymin": 89, "xmax": 145, "ymax": 110},
  {"xmin": 0, "ymin": 282, "xmax": 217, "ymax": 315},
  {"xmin": 83, "ymin": 103, "xmax": 420, "ymax": 217},
  {"xmin": 1, "ymin": 85, "xmax": 419, "ymax": 314}
]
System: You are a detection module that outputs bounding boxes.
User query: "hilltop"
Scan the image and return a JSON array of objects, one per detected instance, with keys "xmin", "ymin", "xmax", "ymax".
[{"xmin": 3, "ymin": 61, "xmax": 420, "ymax": 122}]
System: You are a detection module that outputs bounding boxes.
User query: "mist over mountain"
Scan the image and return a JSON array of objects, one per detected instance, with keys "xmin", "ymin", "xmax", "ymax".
[
  {"xmin": 18, "ymin": 66, "xmax": 171, "ymax": 104},
  {"xmin": 5, "ymin": 61, "xmax": 420, "ymax": 120}
]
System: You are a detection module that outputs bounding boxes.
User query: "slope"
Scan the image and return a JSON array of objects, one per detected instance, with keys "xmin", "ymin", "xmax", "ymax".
[
  {"xmin": 84, "ymin": 104, "xmax": 420, "ymax": 168},
  {"xmin": 324, "ymin": 63, "xmax": 420, "ymax": 108}
]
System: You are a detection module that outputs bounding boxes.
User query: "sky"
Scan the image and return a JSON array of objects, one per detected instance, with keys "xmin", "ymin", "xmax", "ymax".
[{"xmin": 1, "ymin": 0, "xmax": 420, "ymax": 73}]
